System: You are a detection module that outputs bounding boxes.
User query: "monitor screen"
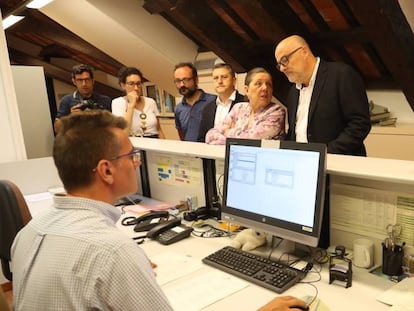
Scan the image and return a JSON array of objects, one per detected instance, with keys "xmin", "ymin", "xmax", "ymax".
[{"xmin": 221, "ymin": 138, "xmax": 327, "ymax": 247}]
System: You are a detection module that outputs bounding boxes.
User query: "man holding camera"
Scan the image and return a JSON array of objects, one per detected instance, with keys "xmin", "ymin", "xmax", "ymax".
[{"xmin": 54, "ymin": 64, "xmax": 112, "ymax": 133}]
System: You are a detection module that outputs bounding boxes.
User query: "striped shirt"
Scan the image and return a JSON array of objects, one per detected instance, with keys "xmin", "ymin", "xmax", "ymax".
[{"xmin": 11, "ymin": 195, "xmax": 173, "ymax": 311}]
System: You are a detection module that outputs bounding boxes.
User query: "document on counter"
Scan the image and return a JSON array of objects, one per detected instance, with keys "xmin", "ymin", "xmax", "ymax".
[
  {"xmin": 376, "ymin": 277, "xmax": 414, "ymax": 310},
  {"xmin": 151, "ymin": 251, "xmax": 248, "ymax": 311},
  {"xmin": 162, "ymin": 269, "xmax": 248, "ymax": 311},
  {"xmin": 152, "ymin": 252, "xmax": 204, "ymax": 285},
  {"xmin": 24, "ymin": 192, "xmax": 53, "ymax": 202}
]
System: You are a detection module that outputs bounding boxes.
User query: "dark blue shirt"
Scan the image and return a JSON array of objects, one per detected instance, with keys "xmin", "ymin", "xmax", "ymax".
[
  {"xmin": 174, "ymin": 90, "xmax": 216, "ymax": 142},
  {"xmin": 55, "ymin": 91, "xmax": 112, "ymax": 119}
]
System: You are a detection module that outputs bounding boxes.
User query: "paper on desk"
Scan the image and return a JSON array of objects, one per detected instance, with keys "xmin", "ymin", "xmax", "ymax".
[
  {"xmin": 123, "ymin": 202, "xmax": 174, "ymax": 214},
  {"xmin": 24, "ymin": 192, "xmax": 53, "ymax": 202},
  {"xmin": 151, "ymin": 252, "xmax": 204, "ymax": 285},
  {"xmin": 162, "ymin": 269, "xmax": 248, "ymax": 311},
  {"xmin": 376, "ymin": 277, "xmax": 414, "ymax": 310}
]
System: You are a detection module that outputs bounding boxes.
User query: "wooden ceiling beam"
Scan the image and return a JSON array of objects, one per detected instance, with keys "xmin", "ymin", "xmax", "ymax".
[
  {"xmin": 142, "ymin": 0, "xmax": 178, "ymax": 14},
  {"xmin": 8, "ymin": 48, "xmax": 123, "ymax": 99},
  {"xmin": 162, "ymin": 0, "xmax": 257, "ymax": 72},
  {"xmin": 9, "ymin": 11, "xmax": 123, "ymax": 76},
  {"xmin": 347, "ymin": 0, "xmax": 414, "ymax": 109},
  {"xmin": 207, "ymin": 0, "xmax": 257, "ymax": 43}
]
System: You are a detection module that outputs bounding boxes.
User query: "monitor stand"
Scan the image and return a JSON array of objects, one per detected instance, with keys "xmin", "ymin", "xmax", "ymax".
[{"xmin": 249, "ymin": 236, "xmax": 296, "ymax": 260}]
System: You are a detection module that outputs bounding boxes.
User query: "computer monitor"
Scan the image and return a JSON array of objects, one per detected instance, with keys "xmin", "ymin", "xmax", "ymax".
[{"xmin": 221, "ymin": 138, "xmax": 327, "ymax": 247}]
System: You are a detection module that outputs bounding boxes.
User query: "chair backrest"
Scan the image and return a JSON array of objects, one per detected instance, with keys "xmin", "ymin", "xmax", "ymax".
[{"xmin": 0, "ymin": 180, "xmax": 32, "ymax": 281}]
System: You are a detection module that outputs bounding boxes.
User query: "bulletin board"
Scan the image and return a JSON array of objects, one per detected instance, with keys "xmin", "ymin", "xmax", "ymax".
[{"xmin": 145, "ymin": 150, "xmax": 206, "ymax": 208}]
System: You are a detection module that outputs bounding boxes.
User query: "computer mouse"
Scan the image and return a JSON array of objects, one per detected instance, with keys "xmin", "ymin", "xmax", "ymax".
[
  {"xmin": 299, "ymin": 295, "xmax": 329, "ymax": 311},
  {"xmin": 290, "ymin": 306, "xmax": 309, "ymax": 311}
]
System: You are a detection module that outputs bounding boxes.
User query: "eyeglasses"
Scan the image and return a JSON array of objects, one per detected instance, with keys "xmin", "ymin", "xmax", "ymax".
[
  {"xmin": 92, "ymin": 149, "xmax": 141, "ymax": 172},
  {"xmin": 111, "ymin": 149, "xmax": 141, "ymax": 163},
  {"xmin": 126, "ymin": 81, "xmax": 142, "ymax": 87},
  {"xmin": 174, "ymin": 77, "xmax": 193, "ymax": 85},
  {"xmin": 276, "ymin": 46, "xmax": 303, "ymax": 70},
  {"xmin": 75, "ymin": 78, "xmax": 93, "ymax": 83}
]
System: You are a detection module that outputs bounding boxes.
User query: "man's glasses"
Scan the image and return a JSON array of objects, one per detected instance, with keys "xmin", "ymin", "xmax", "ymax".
[
  {"xmin": 75, "ymin": 78, "xmax": 93, "ymax": 84},
  {"xmin": 276, "ymin": 46, "xmax": 303, "ymax": 70},
  {"xmin": 174, "ymin": 77, "xmax": 193, "ymax": 85},
  {"xmin": 111, "ymin": 149, "xmax": 141, "ymax": 163},
  {"xmin": 92, "ymin": 149, "xmax": 141, "ymax": 172},
  {"xmin": 126, "ymin": 81, "xmax": 142, "ymax": 87}
]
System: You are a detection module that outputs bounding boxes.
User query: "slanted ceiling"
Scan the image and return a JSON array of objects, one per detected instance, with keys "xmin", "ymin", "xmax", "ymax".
[{"xmin": 2, "ymin": 0, "xmax": 414, "ymax": 109}]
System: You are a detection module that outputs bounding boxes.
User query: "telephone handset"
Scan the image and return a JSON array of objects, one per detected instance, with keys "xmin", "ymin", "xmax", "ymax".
[
  {"xmin": 146, "ymin": 218, "xmax": 193, "ymax": 245},
  {"xmin": 133, "ymin": 210, "xmax": 169, "ymax": 232}
]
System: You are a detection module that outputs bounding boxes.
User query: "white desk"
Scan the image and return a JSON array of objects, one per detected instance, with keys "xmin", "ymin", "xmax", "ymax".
[
  {"xmin": 117, "ymin": 213, "xmax": 394, "ymax": 311},
  {"xmin": 20, "ymin": 195, "xmax": 395, "ymax": 310}
]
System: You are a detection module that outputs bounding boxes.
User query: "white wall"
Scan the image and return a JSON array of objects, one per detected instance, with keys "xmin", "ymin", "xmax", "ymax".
[
  {"xmin": 0, "ymin": 10, "xmax": 27, "ymax": 163},
  {"xmin": 11, "ymin": 66, "xmax": 54, "ymax": 158}
]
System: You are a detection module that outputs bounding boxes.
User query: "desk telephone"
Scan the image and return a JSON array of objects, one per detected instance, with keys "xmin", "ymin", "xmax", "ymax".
[
  {"xmin": 146, "ymin": 218, "xmax": 193, "ymax": 245},
  {"xmin": 134, "ymin": 210, "xmax": 170, "ymax": 232}
]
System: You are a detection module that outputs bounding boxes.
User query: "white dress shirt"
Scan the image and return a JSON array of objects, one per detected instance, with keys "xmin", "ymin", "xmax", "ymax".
[
  {"xmin": 295, "ymin": 57, "xmax": 320, "ymax": 143},
  {"xmin": 214, "ymin": 90, "xmax": 237, "ymax": 127}
]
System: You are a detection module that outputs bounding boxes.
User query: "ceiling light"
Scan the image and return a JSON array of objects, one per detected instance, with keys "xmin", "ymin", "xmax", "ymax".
[
  {"xmin": 2, "ymin": 15, "xmax": 25, "ymax": 30},
  {"xmin": 26, "ymin": 0, "xmax": 54, "ymax": 9}
]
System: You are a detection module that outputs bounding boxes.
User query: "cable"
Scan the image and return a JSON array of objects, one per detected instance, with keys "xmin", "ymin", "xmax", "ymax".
[
  {"xmin": 267, "ymin": 235, "xmax": 284, "ymax": 260},
  {"xmin": 191, "ymin": 222, "xmax": 234, "ymax": 238},
  {"xmin": 121, "ymin": 216, "xmax": 137, "ymax": 226},
  {"xmin": 297, "ymin": 282, "xmax": 319, "ymax": 307},
  {"xmin": 217, "ymin": 173, "xmax": 224, "ymax": 202}
]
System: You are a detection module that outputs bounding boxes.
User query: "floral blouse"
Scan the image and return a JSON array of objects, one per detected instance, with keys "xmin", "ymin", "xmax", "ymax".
[{"xmin": 205, "ymin": 101, "xmax": 286, "ymax": 145}]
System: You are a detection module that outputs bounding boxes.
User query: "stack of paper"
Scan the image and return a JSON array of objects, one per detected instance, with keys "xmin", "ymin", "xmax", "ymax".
[{"xmin": 376, "ymin": 277, "xmax": 414, "ymax": 310}]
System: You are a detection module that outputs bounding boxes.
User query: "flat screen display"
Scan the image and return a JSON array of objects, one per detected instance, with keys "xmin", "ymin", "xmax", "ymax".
[{"xmin": 221, "ymin": 139, "xmax": 326, "ymax": 247}]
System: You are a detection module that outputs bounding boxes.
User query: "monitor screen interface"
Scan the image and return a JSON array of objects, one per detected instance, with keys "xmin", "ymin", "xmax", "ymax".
[{"xmin": 222, "ymin": 139, "xmax": 326, "ymax": 247}]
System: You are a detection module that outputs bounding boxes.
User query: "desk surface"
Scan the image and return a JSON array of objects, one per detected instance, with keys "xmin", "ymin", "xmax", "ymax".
[
  {"xmin": 116, "ymin": 213, "xmax": 394, "ymax": 311},
  {"xmin": 8, "ymin": 195, "xmax": 395, "ymax": 310}
]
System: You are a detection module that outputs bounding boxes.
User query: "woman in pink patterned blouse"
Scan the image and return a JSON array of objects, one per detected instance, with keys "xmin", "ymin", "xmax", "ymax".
[{"xmin": 205, "ymin": 67, "xmax": 286, "ymax": 145}]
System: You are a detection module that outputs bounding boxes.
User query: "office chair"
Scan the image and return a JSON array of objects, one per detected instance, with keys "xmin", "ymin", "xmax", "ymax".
[{"xmin": 0, "ymin": 180, "xmax": 32, "ymax": 281}]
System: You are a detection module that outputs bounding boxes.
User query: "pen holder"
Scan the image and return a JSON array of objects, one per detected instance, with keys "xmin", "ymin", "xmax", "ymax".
[{"xmin": 382, "ymin": 246, "xmax": 403, "ymax": 276}]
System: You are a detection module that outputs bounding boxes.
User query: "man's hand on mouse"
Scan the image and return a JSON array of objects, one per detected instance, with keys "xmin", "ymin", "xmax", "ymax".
[{"xmin": 257, "ymin": 295, "xmax": 308, "ymax": 311}]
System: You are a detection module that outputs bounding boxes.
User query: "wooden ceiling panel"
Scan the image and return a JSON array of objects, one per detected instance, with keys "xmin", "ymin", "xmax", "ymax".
[
  {"xmin": 225, "ymin": 0, "xmax": 287, "ymax": 42},
  {"xmin": 343, "ymin": 44, "xmax": 381, "ymax": 78},
  {"xmin": 207, "ymin": 0, "xmax": 255, "ymax": 43},
  {"xmin": 287, "ymin": 0, "xmax": 320, "ymax": 33},
  {"xmin": 311, "ymin": 0, "xmax": 350, "ymax": 30},
  {"xmin": 346, "ymin": 0, "xmax": 414, "ymax": 107}
]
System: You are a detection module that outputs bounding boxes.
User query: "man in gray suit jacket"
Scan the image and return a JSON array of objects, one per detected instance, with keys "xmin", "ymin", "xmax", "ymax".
[{"xmin": 275, "ymin": 35, "xmax": 371, "ymax": 156}]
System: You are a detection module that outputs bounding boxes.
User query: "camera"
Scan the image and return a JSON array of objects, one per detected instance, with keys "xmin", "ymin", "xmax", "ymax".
[{"xmin": 79, "ymin": 99, "xmax": 106, "ymax": 111}]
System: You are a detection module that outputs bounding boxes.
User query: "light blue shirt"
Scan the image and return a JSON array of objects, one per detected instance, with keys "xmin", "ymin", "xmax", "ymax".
[{"xmin": 11, "ymin": 195, "xmax": 173, "ymax": 311}]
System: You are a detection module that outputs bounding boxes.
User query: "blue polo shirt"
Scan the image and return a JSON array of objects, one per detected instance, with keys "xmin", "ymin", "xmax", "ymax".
[
  {"xmin": 56, "ymin": 91, "xmax": 112, "ymax": 119},
  {"xmin": 174, "ymin": 90, "xmax": 216, "ymax": 142}
]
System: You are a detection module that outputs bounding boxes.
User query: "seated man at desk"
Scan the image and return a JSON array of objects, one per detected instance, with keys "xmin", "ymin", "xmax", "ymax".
[
  {"xmin": 11, "ymin": 110, "xmax": 306, "ymax": 311},
  {"xmin": 11, "ymin": 111, "xmax": 171, "ymax": 310}
]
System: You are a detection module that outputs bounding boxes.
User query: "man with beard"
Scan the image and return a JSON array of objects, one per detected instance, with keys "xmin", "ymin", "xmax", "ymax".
[{"xmin": 173, "ymin": 62, "xmax": 216, "ymax": 141}]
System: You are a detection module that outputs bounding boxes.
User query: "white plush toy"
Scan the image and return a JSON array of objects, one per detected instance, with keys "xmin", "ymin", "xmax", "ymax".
[{"xmin": 230, "ymin": 228, "xmax": 267, "ymax": 251}]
